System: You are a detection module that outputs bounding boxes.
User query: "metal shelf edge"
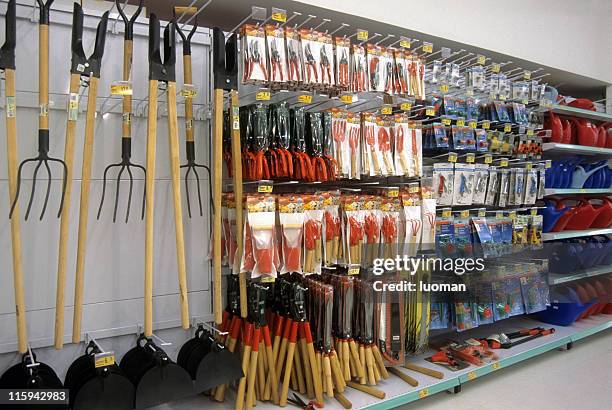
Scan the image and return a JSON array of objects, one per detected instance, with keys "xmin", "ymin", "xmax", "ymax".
[
  {"xmin": 542, "ymin": 228, "xmax": 612, "ymax": 241},
  {"xmin": 549, "ymin": 265, "xmax": 612, "ymax": 285}
]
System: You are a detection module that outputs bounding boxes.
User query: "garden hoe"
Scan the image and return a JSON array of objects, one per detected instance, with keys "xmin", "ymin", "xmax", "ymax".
[
  {"xmin": 119, "ymin": 15, "xmax": 192, "ymax": 409},
  {"xmin": 0, "ymin": 0, "xmax": 63, "ymax": 404},
  {"xmin": 68, "ymin": 2, "xmax": 110, "ymax": 346},
  {"xmin": 9, "ymin": 0, "xmax": 67, "ymax": 222},
  {"xmin": 97, "ymin": 0, "xmax": 146, "ymax": 223}
]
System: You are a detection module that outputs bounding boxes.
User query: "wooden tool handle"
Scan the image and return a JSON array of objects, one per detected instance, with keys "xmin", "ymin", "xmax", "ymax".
[
  {"xmin": 213, "ymin": 88, "xmax": 224, "ymax": 325},
  {"xmin": 122, "ymin": 39, "xmax": 133, "ymax": 139},
  {"xmin": 347, "ymin": 381, "xmax": 385, "ymax": 399},
  {"xmin": 229, "ymin": 91, "xmax": 247, "ymax": 318},
  {"xmin": 144, "ymin": 80, "xmax": 159, "ymax": 337},
  {"xmin": 298, "ymin": 339, "xmax": 314, "ymax": 399},
  {"xmin": 245, "ymin": 349, "xmax": 259, "ymax": 410},
  {"xmin": 323, "ymin": 355, "xmax": 334, "ymax": 398},
  {"xmin": 54, "ymin": 73, "xmax": 81, "ymax": 349},
  {"xmin": 5, "ymin": 69, "xmax": 27, "ymax": 354},
  {"xmin": 388, "ymin": 367, "xmax": 418, "ymax": 387},
  {"xmin": 39, "ymin": 24, "xmax": 49, "ymax": 130},
  {"xmin": 348, "ymin": 339, "xmax": 365, "ymax": 379},
  {"xmin": 265, "ymin": 344, "xmax": 279, "ymax": 404},
  {"xmin": 279, "ymin": 342, "xmax": 297, "ymax": 406},
  {"xmin": 183, "ymin": 54, "xmax": 195, "ymax": 142},
  {"xmin": 403, "ymin": 363, "xmax": 444, "ymax": 379},
  {"xmin": 167, "ymin": 83, "xmax": 190, "ymax": 329},
  {"xmin": 371, "ymin": 345, "xmax": 390, "ymax": 379},
  {"xmin": 72, "ymin": 76, "xmax": 100, "ymax": 344},
  {"xmin": 364, "ymin": 346, "xmax": 376, "ymax": 386},
  {"xmin": 174, "ymin": 6, "xmax": 197, "ymax": 14},
  {"xmin": 334, "ymin": 392, "xmax": 352, "ymax": 409},
  {"xmin": 351, "ymin": 155, "xmax": 357, "ymax": 178},
  {"xmin": 235, "ymin": 343, "xmax": 252, "ymax": 410},
  {"xmin": 342, "ymin": 341, "xmax": 350, "ymax": 381},
  {"xmin": 293, "ymin": 343, "xmax": 306, "ymax": 394},
  {"xmin": 306, "ymin": 340, "xmax": 324, "ymax": 404},
  {"xmin": 370, "ymin": 147, "xmax": 380, "ymax": 175},
  {"xmin": 330, "ymin": 350, "xmax": 346, "ymax": 392}
]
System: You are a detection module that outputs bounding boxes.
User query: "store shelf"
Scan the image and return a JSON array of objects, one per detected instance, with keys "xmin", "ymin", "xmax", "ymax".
[
  {"xmin": 549, "ymin": 264, "xmax": 612, "ymax": 285},
  {"xmin": 542, "ymin": 143, "xmax": 612, "ymax": 157},
  {"xmin": 542, "ymin": 228, "xmax": 612, "ymax": 241},
  {"xmin": 197, "ymin": 315, "xmax": 612, "ymax": 410},
  {"xmin": 537, "ymin": 104, "xmax": 612, "ymax": 122},
  {"xmin": 544, "ymin": 188, "xmax": 612, "ymax": 196}
]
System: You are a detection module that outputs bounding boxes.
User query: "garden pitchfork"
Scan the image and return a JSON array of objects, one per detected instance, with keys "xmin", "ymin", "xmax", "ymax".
[
  {"xmin": 9, "ymin": 0, "xmax": 67, "ymax": 221},
  {"xmin": 97, "ymin": 0, "xmax": 145, "ymax": 223},
  {"xmin": 175, "ymin": 9, "xmax": 212, "ymax": 218}
]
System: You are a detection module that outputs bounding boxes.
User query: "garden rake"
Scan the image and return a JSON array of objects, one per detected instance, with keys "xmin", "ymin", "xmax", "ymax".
[
  {"xmin": 9, "ymin": 0, "xmax": 67, "ymax": 221},
  {"xmin": 97, "ymin": 0, "xmax": 145, "ymax": 223}
]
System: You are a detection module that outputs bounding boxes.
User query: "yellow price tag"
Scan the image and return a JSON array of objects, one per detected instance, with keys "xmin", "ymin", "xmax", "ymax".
[
  {"xmin": 400, "ymin": 39, "xmax": 411, "ymax": 48},
  {"xmin": 460, "ymin": 210, "xmax": 470, "ymax": 218},
  {"xmin": 478, "ymin": 209, "xmax": 487, "ymax": 217},
  {"xmin": 499, "ymin": 94, "xmax": 507, "ymax": 101},
  {"xmin": 258, "ymin": 184, "xmax": 273, "ymax": 193},
  {"xmin": 409, "ymin": 185, "xmax": 419, "ymax": 194},
  {"xmin": 482, "ymin": 121, "xmax": 491, "ymax": 130},
  {"xmin": 400, "ymin": 102, "xmax": 412, "ymax": 111},
  {"xmin": 256, "ymin": 91, "xmax": 271, "ymax": 101},
  {"xmin": 271, "ymin": 12, "xmax": 287, "ymax": 22},
  {"xmin": 180, "ymin": 88, "xmax": 198, "ymax": 98},
  {"xmin": 466, "ymin": 89, "xmax": 474, "ymax": 97},
  {"xmin": 442, "ymin": 118, "xmax": 451, "ymax": 126},
  {"xmin": 381, "ymin": 105, "xmax": 392, "ymax": 115},
  {"xmin": 422, "ymin": 43, "xmax": 433, "ymax": 53},
  {"xmin": 456, "ymin": 118, "xmax": 465, "ymax": 127},
  {"xmin": 523, "ymin": 71, "xmax": 531, "ymax": 80},
  {"xmin": 468, "ymin": 371, "xmax": 477, "ymax": 381},
  {"xmin": 491, "ymin": 362, "xmax": 502, "ymax": 370},
  {"xmin": 466, "ymin": 153, "xmax": 475, "ymax": 163},
  {"xmin": 94, "ymin": 354, "xmax": 115, "ymax": 368},
  {"xmin": 298, "ymin": 94, "xmax": 312, "ymax": 104},
  {"xmin": 440, "ymin": 84, "xmax": 449, "ymax": 93},
  {"xmin": 484, "ymin": 154, "xmax": 493, "ymax": 164},
  {"xmin": 530, "ymin": 208, "xmax": 538, "ymax": 216},
  {"xmin": 418, "ymin": 389, "xmax": 429, "ymax": 399},
  {"xmin": 448, "ymin": 152, "xmax": 458, "ymax": 163},
  {"xmin": 527, "ymin": 128, "xmax": 534, "ymax": 136},
  {"xmin": 348, "ymin": 267, "xmax": 360, "ymax": 276},
  {"xmin": 111, "ymin": 84, "xmax": 133, "ymax": 96},
  {"xmin": 426, "ymin": 108, "xmax": 435, "ymax": 116},
  {"xmin": 388, "ymin": 189, "xmax": 399, "ymax": 198},
  {"xmin": 477, "ymin": 55, "xmax": 486, "ymax": 65},
  {"xmin": 508, "ymin": 211, "xmax": 517, "ymax": 220},
  {"xmin": 468, "ymin": 121, "xmax": 477, "ymax": 129},
  {"xmin": 526, "ymin": 162, "xmax": 533, "ymax": 171},
  {"xmin": 357, "ymin": 30, "xmax": 369, "ymax": 41},
  {"xmin": 261, "ymin": 276, "xmax": 276, "ymax": 283},
  {"xmin": 500, "ymin": 158, "xmax": 509, "ymax": 167},
  {"xmin": 545, "ymin": 160, "xmax": 552, "ymax": 169},
  {"xmin": 504, "ymin": 124, "xmax": 512, "ymax": 133},
  {"xmin": 340, "ymin": 94, "xmax": 354, "ymax": 104},
  {"xmin": 496, "ymin": 211, "xmax": 504, "ymax": 219},
  {"xmin": 492, "ymin": 63, "xmax": 501, "ymax": 73},
  {"xmin": 442, "ymin": 209, "xmax": 452, "ymax": 218}
]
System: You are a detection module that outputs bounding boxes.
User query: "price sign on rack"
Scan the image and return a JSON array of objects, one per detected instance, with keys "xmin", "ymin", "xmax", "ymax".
[
  {"xmin": 482, "ymin": 120, "xmax": 491, "ymax": 130},
  {"xmin": 468, "ymin": 120, "xmax": 477, "ymax": 129},
  {"xmin": 298, "ymin": 94, "xmax": 313, "ymax": 104},
  {"xmin": 400, "ymin": 102, "xmax": 412, "ymax": 111},
  {"xmin": 426, "ymin": 107, "xmax": 436, "ymax": 116},
  {"xmin": 340, "ymin": 94, "xmax": 354, "ymax": 104},
  {"xmin": 456, "ymin": 118, "xmax": 465, "ymax": 127},
  {"xmin": 422, "ymin": 42, "xmax": 433, "ymax": 53},
  {"xmin": 94, "ymin": 352, "xmax": 115, "ymax": 368},
  {"xmin": 271, "ymin": 8, "xmax": 287, "ymax": 22},
  {"xmin": 491, "ymin": 63, "xmax": 501, "ymax": 73},
  {"xmin": 476, "ymin": 54, "xmax": 486, "ymax": 65},
  {"xmin": 504, "ymin": 123, "xmax": 512, "ymax": 133},
  {"xmin": 110, "ymin": 81, "xmax": 132, "ymax": 96},
  {"xmin": 442, "ymin": 117, "xmax": 451, "ymax": 126},
  {"xmin": 357, "ymin": 30, "xmax": 369, "ymax": 41},
  {"xmin": 399, "ymin": 36, "xmax": 411, "ymax": 48},
  {"xmin": 439, "ymin": 84, "xmax": 449, "ymax": 93},
  {"xmin": 381, "ymin": 105, "xmax": 393, "ymax": 115},
  {"xmin": 466, "ymin": 153, "xmax": 475, "ymax": 163},
  {"xmin": 256, "ymin": 90, "xmax": 271, "ymax": 101}
]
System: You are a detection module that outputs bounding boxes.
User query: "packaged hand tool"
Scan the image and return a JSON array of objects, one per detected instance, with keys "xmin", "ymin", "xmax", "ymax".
[
  {"xmin": 335, "ymin": 37, "xmax": 351, "ymax": 90},
  {"xmin": 242, "ymin": 24, "xmax": 268, "ymax": 83},
  {"xmin": 363, "ymin": 197, "xmax": 382, "ymax": 268},
  {"xmin": 351, "ymin": 43, "xmax": 368, "ymax": 92},
  {"xmin": 393, "ymin": 48, "xmax": 409, "ymax": 95},
  {"xmin": 343, "ymin": 196, "xmax": 364, "ymax": 268},
  {"xmin": 332, "ymin": 108, "xmax": 350, "ymax": 178},
  {"xmin": 381, "ymin": 198, "xmax": 401, "ymax": 260},
  {"xmin": 433, "ymin": 162, "xmax": 455, "ymax": 206},
  {"xmin": 454, "ymin": 302, "xmax": 479, "ymax": 332},
  {"xmin": 497, "ymin": 169, "xmax": 510, "ymax": 207},
  {"xmin": 367, "ymin": 44, "xmax": 386, "ymax": 93},
  {"xmin": 375, "ymin": 279, "xmax": 405, "ymax": 366},
  {"xmin": 285, "ymin": 27, "xmax": 303, "ymax": 83},
  {"xmin": 394, "ymin": 114, "xmax": 410, "ymax": 176},
  {"xmin": 377, "ymin": 115, "xmax": 394, "ymax": 175},
  {"xmin": 363, "ymin": 113, "xmax": 381, "ymax": 176},
  {"xmin": 347, "ymin": 112, "xmax": 362, "ymax": 179},
  {"xmin": 484, "ymin": 167, "xmax": 499, "ymax": 206},
  {"xmin": 381, "ymin": 47, "xmax": 395, "ymax": 94},
  {"xmin": 265, "ymin": 24, "xmax": 288, "ymax": 84},
  {"xmin": 323, "ymin": 192, "xmax": 341, "ymax": 266},
  {"xmin": 421, "ymin": 185, "xmax": 437, "ymax": 251},
  {"xmin": 430, "ymin": 60, "xmax": 443, "ymax": 84},
  {"xmin": 520, "ymin": 273, "xmax": 549, "ymax": 314},
  {"xmin": 523, "ymin": 167, "xmax": 539, "ymax": 205},
  {"xmin": 300, "ymin": 29, "xmax": 322, "ymax": 86},
  {"xmin": 472, "ymin": 164, "xmax": 489, "ymax": 205},
  {"xmin": 319, "ymin": 32, "xmax": 335, "ymax": 88},
  {"xmin": 454, "ymin": 211, "xmax": 474, "ymax": 258},
  {"xmin": 246, "ymin": 195, "xmax": 278, "ymax": 278},
  {"xmin": 436, "ymin": 210, "xmax": 455, "ymax": 258},
  {"xmin": 304, "ymin": 195, "xmax": 325, "ymax": 274},
  {"xmin": 453, "ymin": 163, "xmax": 475, "ymax": 205},
  {"xmin": 403, "ymin": 186, "xmax": 422, "ymax": 257},
  {"xmin": 279, "ymin": 196, "xmax": 305, "ymax": 274}
]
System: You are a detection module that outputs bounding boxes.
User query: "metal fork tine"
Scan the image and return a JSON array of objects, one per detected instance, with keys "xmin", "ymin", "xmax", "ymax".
[
  {"xmin": 112, "ymin": 165, "xmax": 126, "ymax": 223},
  {"xmin": 25, "ymin": 161, "xmax": 43, "ymax": 221},
  {"xmin": 39, "ymin": 159, "xmax": 52, "ymax": 220},
  {"xmin": 125, "ymin": 165, "xmax": 134, "ymax": 223},
  {"xmin": 56, "ymin": 158, "xmax": 69, "ymax": 218},
  {"xmin": 184, "ymin": 165, "xmax": 193, "ymax": 218},
  {"xmin": 133, "ymin": 163, "xmax": 146, "ymax": 220},
  {"xmin": 9, "ymin": 159, "xmax": 31, "ymax": 218},
  {"xmin": 192, "ymin": 167, "xmax": 203, "ymax": 217},
  {"xmin": 97, "ymin": 163, "xmax": 115, "ymax": 220}
]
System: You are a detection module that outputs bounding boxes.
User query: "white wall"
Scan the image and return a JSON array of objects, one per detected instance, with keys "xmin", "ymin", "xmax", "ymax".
[
  {"xmin": 297, "ymin": 0, "xmax": 612, "ymax": 84},
  {"xmin": 0, "ymin": 1, "xmax": 213, "ymax": 377}
]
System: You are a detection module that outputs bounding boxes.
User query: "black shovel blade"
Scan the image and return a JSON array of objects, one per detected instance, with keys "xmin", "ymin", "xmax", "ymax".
[
  {"xmin": 0, "ymin": 362, "xmax": 66, "ymax": 410},
  {"xmin": 194, "ymin": 346, "xmax": 243, "ymax": 392},
  {"xmin": 72, "ymin": 372, "xmax": 134, "ymax": 410},
  {"xmin": 134, "ymin": 363, "xmax": 194, "ymax": 409}
]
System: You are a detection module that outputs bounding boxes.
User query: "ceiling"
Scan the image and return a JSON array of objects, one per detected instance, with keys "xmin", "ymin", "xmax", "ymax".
[{"xmin": 123, "ymin": 0, "xmax": 609, "ymax": 100}]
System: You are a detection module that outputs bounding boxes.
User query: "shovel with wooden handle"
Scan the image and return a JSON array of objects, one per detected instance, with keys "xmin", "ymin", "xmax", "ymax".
[
  {"xmin": 212, "ymin": 27, "xmax": 239, "ymax": 326},
  {"xmin": 69, "ymin": 3, "xmax": 110, "ymax": 345},
  {"xmin": 1, "ymin": 0, "xmax": 27, "ymax": 355}
]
